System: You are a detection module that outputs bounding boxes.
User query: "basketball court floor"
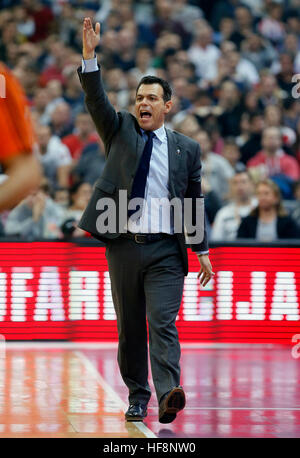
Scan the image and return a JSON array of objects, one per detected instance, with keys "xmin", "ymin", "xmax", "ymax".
[{"xmin": 0, "ymin": 343, "xmax": 299, "ymax": 438}]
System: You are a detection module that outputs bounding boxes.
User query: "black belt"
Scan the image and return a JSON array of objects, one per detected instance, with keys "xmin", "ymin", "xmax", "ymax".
[{"xmin": 120, "ymin": 232, "xmax": 174, "ymax": 244}]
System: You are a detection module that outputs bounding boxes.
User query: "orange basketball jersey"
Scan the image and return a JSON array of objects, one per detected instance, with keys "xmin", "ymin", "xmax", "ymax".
[{"xmin": 0, "ymin": 63, "xmax": 35, "ymax": 165}]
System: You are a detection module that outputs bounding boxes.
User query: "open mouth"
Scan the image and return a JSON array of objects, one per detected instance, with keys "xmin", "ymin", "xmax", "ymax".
[{"xmin": 140, "ymin": 110, "xmax": 152, "ymax": 119}]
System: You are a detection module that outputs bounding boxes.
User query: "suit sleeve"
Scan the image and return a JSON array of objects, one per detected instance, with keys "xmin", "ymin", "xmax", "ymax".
[
  {"xmin": 185, "ymin": 143, "xmax": 209, "ymax": 253},
  {"xmin": 77, "ymin": 65, "xmax": 120, "ymax": 150}
]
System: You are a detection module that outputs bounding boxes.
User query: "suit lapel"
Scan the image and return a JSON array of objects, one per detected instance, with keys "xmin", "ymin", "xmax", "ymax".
[
  {"xmin": 132, "ymin": 123, "xmax": 145, "ymax": 176},
  {"xmin": 166, "ymin": 128, "xmax": 182, "ymax": 197}
]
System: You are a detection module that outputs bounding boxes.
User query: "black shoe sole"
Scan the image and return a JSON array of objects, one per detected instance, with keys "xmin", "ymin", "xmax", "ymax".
[{"xmin": 159, "ymin": 388, "xmax": 186, "ymax": 424}]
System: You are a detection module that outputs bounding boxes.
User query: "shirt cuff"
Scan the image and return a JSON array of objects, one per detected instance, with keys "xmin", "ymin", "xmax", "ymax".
[
  {"xmin": 195, "ymin": 251, "xmax": 209, "ymax": 255},
  {"xmin": 81, "ymin": 56, "xmax": 98, "ymax": 73}
]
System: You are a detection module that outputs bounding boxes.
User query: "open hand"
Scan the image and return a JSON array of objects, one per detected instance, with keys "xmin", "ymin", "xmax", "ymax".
[
  {"xmin": 83, "ymin": 17, "xmax": 101, "ymax": 60},
  {"xmin": 197, "ymin": 254, "xmax": 215, "ymax": 287}
]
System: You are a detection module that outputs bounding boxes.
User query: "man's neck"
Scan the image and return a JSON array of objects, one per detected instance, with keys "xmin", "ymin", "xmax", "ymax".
[
  {"xmin": 235, "ymin": 196, "xmax": 252, "ymax": 206},
  {"xmin": 264, "ymin": 148, "xmax": 280, "ymax": 157}
]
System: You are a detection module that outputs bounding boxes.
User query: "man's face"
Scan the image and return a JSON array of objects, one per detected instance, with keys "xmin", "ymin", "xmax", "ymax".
[
  {"xmin": 76, "ymin": 115, "xmax": 93, "ymax": 136},
  {"xmin": 262, "ymin": 128, "xmax": 282, "ymax": 153},
  {"xmin": 135, "ymin": 83, "xmax": 172, "ymax": 131},
  {"xmin": 37, "ymin": 126, "xmax": 51, "ymax": 149},
  {"xmin": 231, "ymin": 173, "xmax": 253, "ymax": 199},
  {"xmin": 195, "ymin": 131, "xmax": 211, "ymax": 155}
]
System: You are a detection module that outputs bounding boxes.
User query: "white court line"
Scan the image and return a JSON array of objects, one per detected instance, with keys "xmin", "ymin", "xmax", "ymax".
[{"xmin": 75, "ymin": 350, "xmax": 157, "ymax": 439}]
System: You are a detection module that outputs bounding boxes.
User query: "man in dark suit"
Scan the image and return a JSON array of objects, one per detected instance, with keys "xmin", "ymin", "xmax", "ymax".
[{"xmin": 78, "ymin": 18, "xmax": 214, "ymax": 424}]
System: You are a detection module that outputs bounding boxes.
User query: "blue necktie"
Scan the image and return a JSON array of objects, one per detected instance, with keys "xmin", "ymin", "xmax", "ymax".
[{"xmin": 128, "ymin": 130, "xmax": 155, "ymax": 218}]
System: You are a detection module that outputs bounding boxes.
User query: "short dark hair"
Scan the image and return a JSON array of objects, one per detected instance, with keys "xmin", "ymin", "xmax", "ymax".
[{"xmin": 136, "ymin": 75, "xmax": 172, "ymax": 103}]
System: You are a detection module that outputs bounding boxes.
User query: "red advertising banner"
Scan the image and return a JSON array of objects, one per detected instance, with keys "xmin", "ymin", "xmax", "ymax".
[{"xmin": 0, "ymin": 242, "xmax": 299, "ymax": 344}]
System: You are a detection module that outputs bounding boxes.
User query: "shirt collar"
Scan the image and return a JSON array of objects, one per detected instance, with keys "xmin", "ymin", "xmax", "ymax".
[{"xmin": 141, "ymin": 124, "xmax": 166, "ymax": 144}]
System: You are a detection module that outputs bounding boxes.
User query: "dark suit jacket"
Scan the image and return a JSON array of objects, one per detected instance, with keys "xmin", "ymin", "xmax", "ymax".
[
  {"xmin": 77, "ymin": 66, "xmax": 208, "ymax": 275},
  {"xmin": 237, "ymin": 214, "xmax": 300, "ymax": 239}
]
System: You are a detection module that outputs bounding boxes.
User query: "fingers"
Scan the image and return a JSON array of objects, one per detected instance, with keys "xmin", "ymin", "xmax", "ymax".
[
  {"xmin": 83, "ymin": 17, "xmax": 92, "ymax": 30},
  {"xmin": 198, "ymin": 269, "xmax": 215, "ymax": 286},
  {"xmin": 95, "ymin": 22, "xmax": 101, "ymax": 35},
  {"xmin": 83, "ymin": 17, "xmax": 100, "ymax": 35}
]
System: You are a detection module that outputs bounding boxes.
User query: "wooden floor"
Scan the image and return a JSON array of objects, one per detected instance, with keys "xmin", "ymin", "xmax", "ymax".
[{"xmin": 0, "ymin": 343, "xmax": 299, "ymax": 438}]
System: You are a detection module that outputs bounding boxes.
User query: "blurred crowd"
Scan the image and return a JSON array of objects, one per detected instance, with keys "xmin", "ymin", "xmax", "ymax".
[{"xmin": 0, "ymin": 0, "xmax": 300, "ymax": 242}]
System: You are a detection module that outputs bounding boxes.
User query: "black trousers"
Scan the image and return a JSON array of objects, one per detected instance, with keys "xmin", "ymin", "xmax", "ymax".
[{"xmin": 105, "ymin": 235, "xmax": 185, "ymax": 405}]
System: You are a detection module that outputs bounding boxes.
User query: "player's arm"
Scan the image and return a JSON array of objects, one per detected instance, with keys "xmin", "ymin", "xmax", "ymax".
[{"xmin": 0, "ymin": 154, "xmax": 41, "ymax": 212}]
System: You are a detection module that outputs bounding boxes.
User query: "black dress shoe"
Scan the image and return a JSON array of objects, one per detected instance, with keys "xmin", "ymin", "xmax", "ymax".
[
  {"xmin": 159, "ymin": 386, "xmax": 186, "ymax": 424},
  {"xmin": 125, "ymin": 403, "xmax": 148, "ymax": 422}
]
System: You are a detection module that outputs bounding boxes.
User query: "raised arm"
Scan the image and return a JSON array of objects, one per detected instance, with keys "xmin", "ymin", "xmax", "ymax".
[{"xmin": 78, "ymin": 17, "xmax": 120, "ymax": 148}]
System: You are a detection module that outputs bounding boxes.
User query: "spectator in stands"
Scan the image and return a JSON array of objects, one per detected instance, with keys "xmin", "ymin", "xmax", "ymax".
[
  {"xmin": 112, "ymin": 25, "xmax": 137, "ymax": 71},
  {"xmin": 43, "ymin": 79, "xmax": 65, "ymax": 120},
  {"xmin": 281, "ymin": 33, "xmax": 300, "ymax": 71},
  {"xmin": 36, "ymin": 124, "xmax": 72, "ymax": 189},
  {"xmin": 211, "ymin": 170, "xmax": 257, "ymax": 240},
  {"xmin": 14, "ymin": 5, "xmax": 35, "ymax": 40},
  {"xmin": 49, "ymin": 101, "xmax": 74, "ymax": 138},
  {"xmin": 236, "ymin": 112, "xmax": 251, "ymax": 148},
  {"xmin": 241, "ymin": 33, "xmax": 278, "ymax": 72},
  {"xmin": 5, "ymin": 178, "xmax": 64, "ymax": 240},
  {"xmin": 237, "ymin": 179, "xmax": 299, "ymax": 239},
  {"xmin": 129, "ymin": 46, "xmax": 157, "ymax": 82},
  {"xmin": 61, "ymin": 181, "xmax": 92, "ymax": 238},
  {"xmin": 72, "ymin": 142, "xmax": 106, "ymax": 186},
  {"xmin": 257, "ymin": 73, "xmax": 282, "ymax": 110},
  {"xmin": 264, "ymin": 104, "xmax": 296, "ymax": 151},
  {"xmin": 225, "ymin": 49, "xmax": 260, "ymax": 87},
  {"xmin": 194, "ymin": 130, "xmax": 234, "ymax": 202},
  {"xmin": 62, "ymin": 113, "xmax": 99, "ymax": 162},
  {"xmin": 32, "ymin": 87, "xmax": 51, "ymax": 125},
  {"xmin": 215, "ymin": 17, "xmax": 235, "ymax": 46},
  {"xmin": 275, "ymin": 53, "xmax": 296, "ymax": 94},
  {"xmin": 152, "ymin": 0, "xmax": 190, "ymax": 48},
  {"xmin": 258, "ymin": 2, "xmax": 286, "ymax": 45},
  {"xmin": 231, "ymin": 5, "xmax": 254, "ymax": 49},
  {"xmin": 53, "ymin": 187, "xmax": 70, "ymax": 211},
  {"xmin": 222, "ymin": 138, "xmax": 246, "ymax": 173},
  {"xmin": 247, "ymin": 126, "xmax": 300, "ymax": 182},
  {"xmin": 201, "ymin": 177, "xmax": 222, "ymax": 226},
  {"xmin": 171, "ymin": 0, "xmax": 203, "ymax": 34},
  {"xmin": 173, "ymin": 114, "xmax": 200, "ymax": 138},
  {"xmin": 63, "ymin": 66, "xmax": 85, "ymax": 116},
  {"xmin": 188, "ymin": 23, "xmax": 221, "ymax": 82},
  {"xmin": 210, "ymin": 0, "xmax": 241, "ymax": 31},
  {"xmin": 283, "ymin": 98, "xmax": 300, "ymax": 133},
  {"xmin": 240, "ymin": 112, "xmax": 265, "ymax": 164},
  {"xmin": 215, "ymin": 80, "xmax": 244, "ymax": 137}
]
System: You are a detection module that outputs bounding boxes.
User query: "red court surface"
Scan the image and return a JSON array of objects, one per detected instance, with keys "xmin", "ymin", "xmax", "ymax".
[{"xmin": 0, "ymin": 343, "xmax": 299, "ymax": 438}]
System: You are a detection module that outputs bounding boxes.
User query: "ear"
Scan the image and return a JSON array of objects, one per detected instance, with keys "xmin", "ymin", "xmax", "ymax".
[{"xmin": 164, "ymin": 100, "xmax": 173, "ymax": 114}]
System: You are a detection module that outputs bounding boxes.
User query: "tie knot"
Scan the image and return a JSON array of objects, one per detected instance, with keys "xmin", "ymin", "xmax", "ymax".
[{"xmin": 146, "ymin": 130, "xmax": 155, "ymax": 140}]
